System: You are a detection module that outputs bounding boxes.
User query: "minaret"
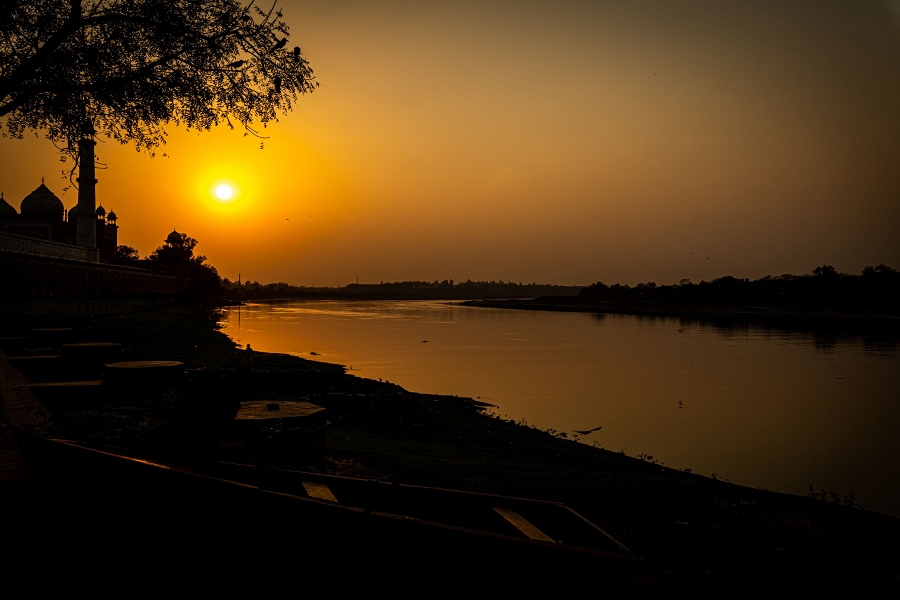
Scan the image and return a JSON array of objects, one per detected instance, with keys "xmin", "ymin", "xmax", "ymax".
[{"xmin": 75, "ymin": 138, "xmax": 98, "ymax": 249}]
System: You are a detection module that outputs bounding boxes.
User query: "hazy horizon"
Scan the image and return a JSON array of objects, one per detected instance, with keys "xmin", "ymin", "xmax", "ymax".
[{"xmin": 2, "ymin": 0, "xmax": 899, "ymax": 286}]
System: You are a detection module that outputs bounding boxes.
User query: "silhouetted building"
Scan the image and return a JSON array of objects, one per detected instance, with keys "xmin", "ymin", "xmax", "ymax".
[
  {"xmin": 0, "ymin": 181, "xmax": 118, "ymax": 262},
  {"xmin": 1, "ymin": 175, "xmax": 187, "ymax": 301}
]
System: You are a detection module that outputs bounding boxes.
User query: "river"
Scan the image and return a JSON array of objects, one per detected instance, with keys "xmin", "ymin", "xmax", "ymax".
[{"xmin": 221, "ymin": 300, "xmax": 900, "ymax": 516}]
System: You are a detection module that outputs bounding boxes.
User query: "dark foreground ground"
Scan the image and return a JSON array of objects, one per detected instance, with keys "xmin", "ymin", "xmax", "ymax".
[{"xmin": 2, "ymin": 305, "xmax": 900, "ymax": 596}]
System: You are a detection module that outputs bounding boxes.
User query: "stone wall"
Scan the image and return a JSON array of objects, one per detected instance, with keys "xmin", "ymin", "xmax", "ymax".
[
  {"xmin": 0, "ymin": 247, "xmax": 187, "ymax": 299},
  {"xmin": 0, "ymin": 231, "xmax": 99, "ymax": 263}
]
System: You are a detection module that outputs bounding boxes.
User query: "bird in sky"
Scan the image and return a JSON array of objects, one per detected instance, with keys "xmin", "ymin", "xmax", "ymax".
[{"xmin": 270, "ymin": 38, "xmax": 287, "ymax": 52}]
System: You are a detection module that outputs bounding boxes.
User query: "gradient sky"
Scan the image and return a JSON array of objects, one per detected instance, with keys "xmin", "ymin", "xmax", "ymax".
[{"xmin": 2, "ymin": 0, "xmax": 899, "ymax": 286}]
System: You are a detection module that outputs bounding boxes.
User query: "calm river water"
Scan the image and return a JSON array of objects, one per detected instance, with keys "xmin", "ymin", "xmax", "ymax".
[{"xmin": 221, "ymin": 300, "xmax": 900, "ymax": 516}]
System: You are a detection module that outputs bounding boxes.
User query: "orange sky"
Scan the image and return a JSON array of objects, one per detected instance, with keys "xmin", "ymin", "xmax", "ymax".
[{"xmin": 2, "ymin": 0, "xmax": 899, "ymax": 286}]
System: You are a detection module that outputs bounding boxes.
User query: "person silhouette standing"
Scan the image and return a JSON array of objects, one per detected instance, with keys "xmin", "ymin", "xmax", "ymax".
[{"xmin": 244, "ymin": 344, "xmax": 254, "ymax": 371}]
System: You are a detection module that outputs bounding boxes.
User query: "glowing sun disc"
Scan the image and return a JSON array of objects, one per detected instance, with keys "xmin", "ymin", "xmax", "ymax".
[{"xmin": 214, "ymin": 184, "xmax": 234, "ymax": 201}]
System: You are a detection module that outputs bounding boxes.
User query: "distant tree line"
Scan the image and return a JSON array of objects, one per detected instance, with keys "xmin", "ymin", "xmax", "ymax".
[
  {"xmin": 578, "ymin": 265, "xmax": 899, "ymax": 313},
  {"xmin": 220, "ymin": 279, "xmax": 336, "ymax": 300},
  {"xmin": 221, "ymin": 279, "xmax": 583, "ymax": 301}
]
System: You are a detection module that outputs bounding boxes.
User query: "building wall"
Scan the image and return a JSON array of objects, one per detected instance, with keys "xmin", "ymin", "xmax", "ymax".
[
  {"xmin": 98, "ymin": 221, "xmax": 117, "ymax": 262},
  {"xmin": 0, "ymin": 244, "xmax": 187, "ymax": 299},
  {"xmin": 0, "ymin": 231, "xmax": 99, "ymax": 262},
  {"xmin": 0, "ymin": 213, "xmax": 118, "ymax": 262}
]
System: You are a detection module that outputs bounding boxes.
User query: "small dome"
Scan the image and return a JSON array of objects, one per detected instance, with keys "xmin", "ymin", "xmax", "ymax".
[
  {"xmin": 96, "ymin": 205, "xmax": 106, "ymax": 216},
  {"xmin": 21, "ymin": 183, "xmax": 64, "ymax": 214},
  {"xmin": 108, "ymin": 210, "xmax": 117, "ymax": 220},
  {"xmin": 166, "ymin": 229, "xmax": 182, "ymax": 244},
  {"xmin": 67, "ymin": 203, "xmax": 85, "ymax": 221},
  {"xmin": 0, "ymin": 192, "xmax": 17, "ymax": 215}
]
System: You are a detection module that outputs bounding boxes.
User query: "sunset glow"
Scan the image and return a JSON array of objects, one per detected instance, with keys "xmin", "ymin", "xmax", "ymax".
[
  {"xmin": 1, "ymin": 0, "xmax": 898, "ymax": 286},
  {"xmin": 214, "ymin": 184, "xmax": 234, "ymax": 201},
  {"xmin": 2, "ymin": 1, "xmax": 899, "ymax": 590}
]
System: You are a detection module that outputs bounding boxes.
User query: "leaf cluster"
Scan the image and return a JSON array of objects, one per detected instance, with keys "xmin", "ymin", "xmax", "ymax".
[
  {"xmin": 114, "ymin": 243, "xmax": 140, "ymax": 263},
  {"xmin": 0, "ymin": 0, "xmax": 315, "ymax": 158}
]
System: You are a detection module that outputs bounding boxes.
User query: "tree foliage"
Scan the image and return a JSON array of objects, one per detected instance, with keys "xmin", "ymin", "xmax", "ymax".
[
  {"xmin": 114, "ymin": 243, "xmax": 140, "ymax": 263},
  {"xmin": 0, "ymin": 0, "xmax": 315, "ymax": 159},
  {"xmin": 148, "ymin": 230, "xmax": 203, "ymax": 263},
  {"xmin": 146, "ymin": 230, "xmax": 222, "ymax": 297},
  {"xmin": 222, "ymin": 279, "xmax": 584, "ymax": 301},
  {"xmin": 579, "ymin": 265, "xmax": 900, "ymax": 312}
]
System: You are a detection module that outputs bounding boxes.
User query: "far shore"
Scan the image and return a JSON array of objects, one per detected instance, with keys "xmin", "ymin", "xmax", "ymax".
[
  {"xmin": 229, "ymin": 295, "xmax": 900, "ymax": 337},
  {"xmin": 461, "ymin": 297, "xmax": 900, "ymax": 334}
]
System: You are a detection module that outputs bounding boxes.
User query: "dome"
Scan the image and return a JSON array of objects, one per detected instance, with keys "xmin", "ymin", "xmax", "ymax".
[
  {"xmin": 21, "ymin": 183, "xmax": 64, "ymax": 214},
  {"xmin": 108, "ymin": 210, "xmax": 117, "ymax": 221},
  {"xmin": 166, "ymin": 229, "xmax": 182, "ymax": 244},
  {"xmin": 96, "ymin": 205, "xmax": 106, "ymax": 216},
  {"xmin": 67, "ymin": 203, "xmax": 85, "ymax": 221},
  {"xmin": 0, "ymin": 192, "xmax": 16, "ymax": 215}
]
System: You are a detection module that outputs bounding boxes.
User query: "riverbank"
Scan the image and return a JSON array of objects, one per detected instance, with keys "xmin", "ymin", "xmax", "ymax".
[
  {"xmin": 462, "ymin": 297, "xmax": 900, "ymax": 335},
  {"xmin": 3, "ymin": 305, "xmax": 900, "ymax": 594}
]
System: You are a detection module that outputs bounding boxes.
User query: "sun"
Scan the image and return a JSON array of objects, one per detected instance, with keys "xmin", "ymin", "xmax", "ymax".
[{"xmin": 214, "ymin": 184, "xmax": 234, "ymax": 201}]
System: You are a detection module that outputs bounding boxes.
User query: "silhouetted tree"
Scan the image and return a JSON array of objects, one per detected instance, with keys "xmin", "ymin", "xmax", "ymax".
[
  {"xmin": 114, "ymin": 243, "xmax": 140, "ymax": 264},
  {"xmin": 863, "ymin": 264, "xmax": 897, "ymax": 277},
  {"xmin": 147, "ymin": 231, "xmax": 222, "ymax": 298},
  {"xmin": 148, "ymin": 231, "xmax": 202, "ymax": 263},
  {"xmin": 578, "ymin": 265, "xmax": 899, "ymax": 313},
  {"xmin": 1, "ymin": 0, "xmax": 315, "ymax": 179},
  {"xmin": 813, "ymin": 265, "xmax": 838, "ymax": 278}
]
